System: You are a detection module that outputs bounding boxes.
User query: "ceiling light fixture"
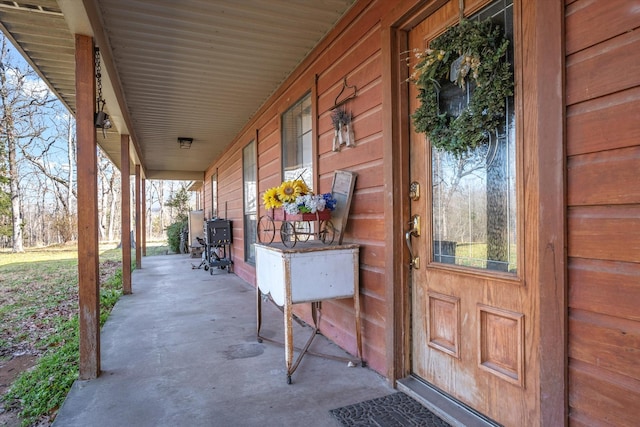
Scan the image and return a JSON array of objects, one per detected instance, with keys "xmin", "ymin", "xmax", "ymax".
[{"xmin": 178, "ymin": 137, "xmax": 193, "ymax": 149}]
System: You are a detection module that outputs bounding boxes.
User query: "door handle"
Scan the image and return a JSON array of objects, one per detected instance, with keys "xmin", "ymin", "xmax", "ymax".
[{"xmin": 405, "ymin": 215, "xmax": 420, "ymax": 269}]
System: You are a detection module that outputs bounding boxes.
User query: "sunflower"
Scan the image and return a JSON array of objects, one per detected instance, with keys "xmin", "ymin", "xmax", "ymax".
[
  {"xmin": 292, "ymin": 179, "xmax": 310, "ymax": 195},
  {"xmin": 277, "ymin": 180, "xmax": 302, "ymax": 203},
  {"xmin": 262, "ymin": 187, "xmax": 282, "ymax": 209}
]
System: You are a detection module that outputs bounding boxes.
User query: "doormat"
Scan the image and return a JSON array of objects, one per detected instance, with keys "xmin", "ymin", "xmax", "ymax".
[{"xmin": 329, "ymin": 392, "xmax": 451, "ymax": 426}]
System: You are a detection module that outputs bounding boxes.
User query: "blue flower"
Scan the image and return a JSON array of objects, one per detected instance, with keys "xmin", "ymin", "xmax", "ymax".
[{"xmin": 322, "ymin": 193, "xmax": 337, "ymax": 211}]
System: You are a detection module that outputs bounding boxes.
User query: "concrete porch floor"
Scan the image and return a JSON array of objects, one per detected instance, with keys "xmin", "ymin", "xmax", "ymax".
[{"xmin": 53, "ymin": 254, "xmax": 394, "ymax": 427}]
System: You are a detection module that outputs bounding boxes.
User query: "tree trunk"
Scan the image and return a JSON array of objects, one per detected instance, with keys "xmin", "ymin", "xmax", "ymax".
[
  {"xmin": 107, "ymin": 172, "xmax": 118, "ymax": 241},
  {"xmin": 158, "ymin": 181, "xmax": 165, "ymax": 238},
  {"xmin": 486, "ymin": 138, "xmax": 508, "ymax": 272},
  {"xmin": 0, "ymin": 39, "xmax": 23, "ymax": 252},
  {"xmin": 97, "ymin": 154, "xmax": 108, "ymax": 242},
  {"xmin": 67, "ymin": 117, "xmax": 76, "ymax": 241},
  {"xmin": 9, "ymin": 133, "xmax": 23, "ymax": 252},
  {"xmin": 99, "ymin": 191, "xmax": 106, "ymax": 241},
  {"xmin": 5, "ymin": 110, "xmax": 23, "ymax": 252}
]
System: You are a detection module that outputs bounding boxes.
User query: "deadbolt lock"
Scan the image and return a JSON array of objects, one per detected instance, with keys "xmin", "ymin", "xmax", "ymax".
[{"xmin": 409, "ymin": 181, "xmax": 420, "ymax": 201}]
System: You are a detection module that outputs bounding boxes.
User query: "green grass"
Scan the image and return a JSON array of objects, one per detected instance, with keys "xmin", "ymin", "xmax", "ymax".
[
  {"xmin": 145, "ymin": 242, "xmax": 170, "ymax": 256},
  {"xmin": 449, "ymin": 242, "xmax": 517, "ymax": 272},
  {"xmin": 7, "ymin": 318, "xmax": 80, "ymax": 425},
  {"xmin": 0, "ymin": 241, "xmax": 169, "ymax": 426},
  {"xmin": 6, "ymin": 266, "xmax": 123, "ymax": 426}
]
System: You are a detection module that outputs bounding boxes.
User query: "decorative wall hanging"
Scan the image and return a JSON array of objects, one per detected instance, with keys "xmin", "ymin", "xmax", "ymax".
[
  {"xmin": 258, "ymin": 177, "xmax": 338, "ymax": 247},
  {"xmin": 410, "ymin": 18, "xmax": 513, "ymax": 157},
  {"xmin": 330, "ymin": 78, "xmax": 357, "ymax": 152},
  {"xmin": 331, "ymin": 108, "xmax": 355, "ymax": 151}
]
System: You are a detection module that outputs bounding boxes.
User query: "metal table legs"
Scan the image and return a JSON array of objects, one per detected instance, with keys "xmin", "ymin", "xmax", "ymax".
[{"xmin": 256, "ymin": 288, "xmax": 363, "ymax": 384}]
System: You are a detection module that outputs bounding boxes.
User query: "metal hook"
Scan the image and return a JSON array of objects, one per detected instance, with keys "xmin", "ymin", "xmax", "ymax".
[{"xmin": 331, "ymin": 77, "xmax": 357, "ymax": 110}]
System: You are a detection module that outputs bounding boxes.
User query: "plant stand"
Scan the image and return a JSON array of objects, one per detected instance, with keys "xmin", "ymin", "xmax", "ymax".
[{"xmin": 255, "ymin": 241, "xmax": 363, "ymax": 384}]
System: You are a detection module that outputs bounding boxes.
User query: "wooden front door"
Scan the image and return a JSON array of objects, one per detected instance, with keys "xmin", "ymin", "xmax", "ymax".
[{"xmin": 407, "ymin": 1, "xmax": 538, "ymax": 425}]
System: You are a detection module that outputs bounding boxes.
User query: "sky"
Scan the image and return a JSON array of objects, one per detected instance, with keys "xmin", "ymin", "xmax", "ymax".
[{"xmin": 2, "ymin": 34, "xmax": 197, "ymax": 215}]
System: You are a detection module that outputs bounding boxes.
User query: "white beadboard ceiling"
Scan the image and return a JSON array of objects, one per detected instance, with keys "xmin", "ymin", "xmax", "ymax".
[{"xmin": 0, "ymin": 0, "xmax": 356, "ymax": 179}]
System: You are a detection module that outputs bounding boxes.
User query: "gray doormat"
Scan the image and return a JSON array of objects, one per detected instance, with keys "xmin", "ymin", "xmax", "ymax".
[{"xmin": 329, "ymin": 392, "xmax": 451, "ymax": 426}]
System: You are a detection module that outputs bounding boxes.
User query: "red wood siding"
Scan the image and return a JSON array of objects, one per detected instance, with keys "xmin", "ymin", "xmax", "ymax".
[
  {"xmin": 201, "ymin": 0, "xmax": 398, "ymax": 375},
  {"xmin": 566, "ymin": 0, "xmax": 640, "ymax": 425}
]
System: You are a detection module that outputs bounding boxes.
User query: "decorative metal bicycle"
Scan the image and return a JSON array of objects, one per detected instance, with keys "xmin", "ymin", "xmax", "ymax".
[{"xmin": 257, "ymin": 208, "xmax": 335, "ymax": 247}]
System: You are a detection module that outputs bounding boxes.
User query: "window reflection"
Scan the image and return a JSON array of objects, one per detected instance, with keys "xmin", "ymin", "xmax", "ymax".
[
  {"xmin": 243, "ymin": 141, "xmax": 257, "ymax": 264},
  {"xmin": 282, "ymin": 93, "xmax": 313, "ymax": 188},
  {"xmin": 431, "ymin": 0, "xmax": 516, "ymax": 273}
]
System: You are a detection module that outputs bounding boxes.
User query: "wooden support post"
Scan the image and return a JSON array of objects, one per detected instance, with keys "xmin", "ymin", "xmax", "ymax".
[
  {"xmin": 135, "ymin": 164, "xmax": 142, "ymax": 269},
  {"xmin": 75, "ymin": 34, "xmax": 100, "ymax": 380},
  {"xmin": 141, "ymin": 178, "xmax": 146, "ymax": 256},
  {"xmin": 120, "ymin": 134, "xmax": 132, "ymax": 295}
]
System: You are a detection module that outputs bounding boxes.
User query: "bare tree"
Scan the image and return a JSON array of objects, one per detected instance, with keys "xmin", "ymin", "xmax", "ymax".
[
  {"xmin": 16, "ymin": 103, "xmax": 77, "ymax": 242},
  {"xmin": 432, "ymin": 148, "xmax": 488, "ymax": 241},
  {"xmin": 0, "ymin": 109, "xmax": 8, "ymax": 246},
  {"xmin": 97, "ymin": 149, "xmax": 120, "ymax": 242},
  {"xmin": 107, "ymin": 169, "xmax": 119, "ymax": 242},
  {"xmin": 156, "ymin": 181, "xmax": 165, "ymax": 237},
  {"xmin": 0, "ymin": 36, "xmax": 58, "ymax": 251},
  {"xmin": 66, "ymin": 116, "xmax": 75, "ymax": 215},
  {"xmin": 147, "ymin": 180, "xmax": 165, "ymax": 239},
  {"xmin": 0, "ymin": 35, "xmax": 79, "ymax": 248},
  {"xmin": 0, "ymin": 43, "xmax": 23, "ymax": 252}
]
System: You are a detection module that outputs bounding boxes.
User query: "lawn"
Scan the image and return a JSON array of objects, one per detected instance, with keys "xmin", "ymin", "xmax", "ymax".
[
  {"xmin": 0, "ymin": 241, "xmax": 168, "ymax": 426},
  {"xmin": 449, "ymin": 242, "xmax": 517, "ymax": 272}
]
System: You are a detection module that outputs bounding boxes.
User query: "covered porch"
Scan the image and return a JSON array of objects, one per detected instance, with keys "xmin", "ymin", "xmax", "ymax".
[
  {"xmin": 53, "ymin": 253, "xmax": 394, "ymax": 426},
  {"xmin": 2, "ymin": 0, "xmax": 638, "ymax": 425}
]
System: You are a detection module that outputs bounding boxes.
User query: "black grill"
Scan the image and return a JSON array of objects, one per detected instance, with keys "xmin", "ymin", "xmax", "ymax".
[
  {"xmin": 203, "ymin": 219, "xmax": 233, "ymax": 274},
  {"xmin": 206, "ymin": 219, "xmax": 232, "ymax": 246}
]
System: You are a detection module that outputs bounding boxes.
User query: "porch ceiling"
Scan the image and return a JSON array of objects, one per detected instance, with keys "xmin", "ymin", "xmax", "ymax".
[{"xmin": 0, "ymin": 0, "xmax": 356, "ymax": 180}]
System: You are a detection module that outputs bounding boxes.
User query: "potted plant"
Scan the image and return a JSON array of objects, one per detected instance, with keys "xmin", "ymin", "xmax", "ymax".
[
  {"xmin": 262, "ymin": 179, "xmax": 336, "ymax": 220},
  {"xmin": 258, "ymin": 179, "xmax": 338, "ymax": 246}
]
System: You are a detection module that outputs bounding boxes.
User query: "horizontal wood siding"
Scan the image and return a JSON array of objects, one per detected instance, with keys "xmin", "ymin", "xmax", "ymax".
[
  {"xmin": 567, "ymin": 147, "xmax": 640, "ymax": 206},
  {"xmin": 569, "ymin": 360, "xmax": 640, "ymax": 427},
  {"xmin": 566, "ymin": 87, "xmax": 640, "ymax": 156},
  {"xmin": 565, "ymin": 0, "xmax": 640, "ymax": 425},
  {"xmin": 202, "ymin": 0, "xmax": 397, "ymax": 375}
]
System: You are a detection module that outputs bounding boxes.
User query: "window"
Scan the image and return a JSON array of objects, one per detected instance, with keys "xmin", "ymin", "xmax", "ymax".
[
  {"xmin": 282, "ymin": 93, "xmax": 313, "ymax": 188},
  {"xmin": 210, "ymin": 172, "xmax": 218, "ymax": 219},
  {"xmin": 431, "ymin": 0, "xmax": 516, "ymax": 273},
  {"xmin": 243, "ymin": 141, "xmax": 257, "ymax": 264}
]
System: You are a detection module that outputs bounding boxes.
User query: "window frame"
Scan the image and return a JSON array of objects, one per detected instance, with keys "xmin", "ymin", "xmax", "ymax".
[
  {"xmin": 210, "ymin": 171, "xmax": 218, "ymax": 219},
  {"xmin": 243, "ymin": 140, "xmax": 257, "ymax": 264},
  {"xmin": 281, "ymin": 91, "xmax": 315, "ymax": 191}
]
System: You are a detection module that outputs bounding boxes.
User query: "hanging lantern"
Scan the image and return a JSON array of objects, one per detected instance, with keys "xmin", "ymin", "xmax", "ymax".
[{"xmin": 94, "ymin": 48, "xmax": 112, "ymax": 138}]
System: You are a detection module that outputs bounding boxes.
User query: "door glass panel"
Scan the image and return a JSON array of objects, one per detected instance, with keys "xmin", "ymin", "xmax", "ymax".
[{"xmin": 432, "ymin": 0, "xmax": 516, "ymax": 273}]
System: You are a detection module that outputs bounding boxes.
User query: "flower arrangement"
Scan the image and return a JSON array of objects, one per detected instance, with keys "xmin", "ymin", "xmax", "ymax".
[
  {"xmin": 262, "ymin": 179, "xmax": 337, "ymax": 215},
  {"xmin": 410, "ymin": 18, "xmax": 513, "ymax": 157}
]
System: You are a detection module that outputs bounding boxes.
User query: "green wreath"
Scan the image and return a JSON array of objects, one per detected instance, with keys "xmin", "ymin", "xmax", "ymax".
[{"xmin": 411, "ymin": 19, "xmax": 513, "ymax": 157}]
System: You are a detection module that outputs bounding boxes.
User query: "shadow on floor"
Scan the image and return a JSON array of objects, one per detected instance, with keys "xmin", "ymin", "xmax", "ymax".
[{"xmin": 53, "ymin": 254, "xmax": 394, "ymax": 427}]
